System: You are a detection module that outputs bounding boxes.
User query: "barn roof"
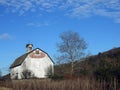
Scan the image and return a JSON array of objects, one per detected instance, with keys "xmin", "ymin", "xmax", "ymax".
[{"xmin": 10, "ymin": 48, "xmax": 54, "ymax": 69}]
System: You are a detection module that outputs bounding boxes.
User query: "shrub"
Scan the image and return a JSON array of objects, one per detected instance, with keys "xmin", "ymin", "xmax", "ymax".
[{"xmin": 48, "ymin": 74, "xmax": 64, "ymax": 80}]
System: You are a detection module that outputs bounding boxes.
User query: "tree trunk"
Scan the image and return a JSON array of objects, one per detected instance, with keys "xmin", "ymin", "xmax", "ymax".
[{"xmin": 71, "ymin": 60, "xmax": 74, "ymax": 76}]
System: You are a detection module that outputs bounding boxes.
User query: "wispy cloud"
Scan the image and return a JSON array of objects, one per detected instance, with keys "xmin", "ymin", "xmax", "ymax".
[
  {"xmin": 0, "ymin": 0, "xmax": 59, "ymax": 14},
  {"xmin": 115, "ymin": 18, "xmax": 120, "ymax": 23},
  {"xmin": 0, "ymin": 0, "xmax": 120, "ymax": 23},
  {"xmin": 26, "ymin": 22, "xmax": 50, "ymax": 27},
  {"xmin": 64, "ymin": 0, "xmax": 120, "ymax": 20},
  {"xmin": 0, "ymin": 33, "xmax": 12, "ymax": 40}
]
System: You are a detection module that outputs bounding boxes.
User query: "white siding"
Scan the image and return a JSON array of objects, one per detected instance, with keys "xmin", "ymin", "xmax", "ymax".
[
  {"xmin": 23, "ymin": 54, "xmax": 53, "ymax": 78},
  {"xmin": 10, "ymin": 65, "xmax": 23, "ymax": 79},
  {"xmin": 10, "ymin": 49, "xmax": 54, "ymax": 79}
]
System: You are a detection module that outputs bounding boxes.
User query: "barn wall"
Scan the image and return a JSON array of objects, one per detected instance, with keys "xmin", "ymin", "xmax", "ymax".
[
  {"xmin": 10, "ymin": 65, "xmax": 23, "ymax": 79},
  {"xmin": 10, "ymin": 49, "xmax": 54, "ymax": 79},
  {"xmin": 23, "ymin": 54, "xmax": 54, "ymax": 78}
]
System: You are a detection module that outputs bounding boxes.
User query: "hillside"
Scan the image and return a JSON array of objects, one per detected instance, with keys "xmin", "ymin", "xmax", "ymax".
[
  {"xmin": 55, "ymin": 47, "xmax": 120, "ymax": 80},
  {"xmin": 78, "ymin": 47, "xmax": 120, "ymax": 71}
]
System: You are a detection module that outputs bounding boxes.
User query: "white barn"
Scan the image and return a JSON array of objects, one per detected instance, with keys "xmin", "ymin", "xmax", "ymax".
[{"xmin": 10, "ymin": 44, "xmax": 54, "ymax": 79}]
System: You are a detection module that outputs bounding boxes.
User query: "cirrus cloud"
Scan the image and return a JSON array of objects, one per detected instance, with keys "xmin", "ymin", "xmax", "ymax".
[
  {"xmin": 26, "ymin": 22, "xmax": 49, "ymax": 27},
  {"xmin": 0, "ymin": 33, "xmax": 12, "ymax": 40},
  {"xmin": 0, "ymin": 0, "xmax": 120, "ymax": 23}
]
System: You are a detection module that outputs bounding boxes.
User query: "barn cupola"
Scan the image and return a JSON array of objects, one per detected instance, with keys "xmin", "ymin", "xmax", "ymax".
[{"xmin": 26, "ymin": 44, "xmax": 33, "ymax": 53}]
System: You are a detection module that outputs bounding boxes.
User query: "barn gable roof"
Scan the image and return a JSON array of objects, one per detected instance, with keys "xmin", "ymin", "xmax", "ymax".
[{"xmin": 10, "ymin": 48, "xmax": 54, "ymax": 69}]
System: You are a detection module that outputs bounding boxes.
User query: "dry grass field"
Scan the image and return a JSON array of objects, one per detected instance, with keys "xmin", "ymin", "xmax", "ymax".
[
  {"xmin": 0, "ymin": 87, "xmax": 12, "ymax": 90},
  {"xmin": 0, "ymin": 77, "xmax": 120, "ymax": 90}
]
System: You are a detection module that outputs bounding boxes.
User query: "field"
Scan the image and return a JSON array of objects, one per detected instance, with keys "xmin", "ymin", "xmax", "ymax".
[
  {"xmin": 0, "ymin": 77, "xmax": 120, "ymax": 90},
  {"xmin": 0, "ymin": 87, "xmax": 12, "ymax": 90}
]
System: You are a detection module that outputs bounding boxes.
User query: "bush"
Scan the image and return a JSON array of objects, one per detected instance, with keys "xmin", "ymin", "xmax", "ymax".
[
  {"xmin": 94, "ymin": 66, "xmax": 120, "ymax": 82},
  {"xmin": 49, "ymin": 74, "xmax": 64, "ymax": 80}
]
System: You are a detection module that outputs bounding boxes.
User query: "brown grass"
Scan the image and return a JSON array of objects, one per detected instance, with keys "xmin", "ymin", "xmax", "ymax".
[
  {"xmin": 0, "ymin": 87, "xmax": 12, "ymax": 90},
  {"xmin": 0, "ymin": 78, "xmax": 120, "ymax": 90}
]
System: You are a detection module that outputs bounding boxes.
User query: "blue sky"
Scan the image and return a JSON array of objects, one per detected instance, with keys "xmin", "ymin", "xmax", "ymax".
[{"xmin": 0, "ymin": 0, "xmax": 120, "ymax": 75}]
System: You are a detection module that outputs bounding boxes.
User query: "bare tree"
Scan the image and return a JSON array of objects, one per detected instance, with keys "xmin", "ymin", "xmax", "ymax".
[
  {"xmin": 57, "ymin": 31, "xmax": 87, "ymax": 75},
  {"xmin": 0, "ymin": 70, "xmax": 2, "ymax": 78}
]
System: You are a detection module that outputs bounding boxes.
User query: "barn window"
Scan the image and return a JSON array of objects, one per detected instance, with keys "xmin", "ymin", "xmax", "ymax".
[{"xmin": 36, "ymin": 50, "xmax": 40, "ymax": 54}]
